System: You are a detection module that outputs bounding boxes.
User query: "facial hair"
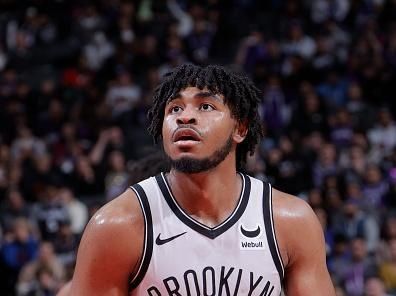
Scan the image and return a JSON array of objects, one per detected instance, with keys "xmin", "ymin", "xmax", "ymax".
[{"xmin": 166, "ymin": 133, "xmax": 234, "ymax": 174}]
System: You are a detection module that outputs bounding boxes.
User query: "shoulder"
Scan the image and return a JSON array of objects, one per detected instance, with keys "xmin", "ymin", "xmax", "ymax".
[
  {"xmin": 76, "ymin": 188, "xmax": 145, "ymax": 270},
  {"xmin": 271, "ymin": 188, "xmax": 324, "ymax": 267},
  {"xmin": 70, "ymin": 188, "xmax": 147, "ymax": 293},
  {"xmin": 272, "ymin": 189, "xmax": 316, "ymax": 223},
  {"xmin": 84, "ymin": 188, "xmax": 144, "ymax": 245}
]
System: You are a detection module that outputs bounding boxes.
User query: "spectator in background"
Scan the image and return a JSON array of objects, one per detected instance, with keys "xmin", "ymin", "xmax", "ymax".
[
  {"xmin": 377, "ymin": 216, "xmax": 396, "ymax": 264},
  {"xmin": 334, "ymin": 199, "xmax": 379, "ymax": 253},
  {"xmin": 104, "ymin": 150, "xmax": 129, "ymax": 201},
  {"xmin": 335, "ymin": 285, "xmax": 347, "ymax": 296},
  {"xmin": 0, "ymin": 44, "xmax": 7, "ymax": 71},
  {"xmin": 275, "ymin": 135, "xmax": 310, "ymax": 194},
  {"xmin": 316, "ymin": 70, "xmax": 348, "ymax": 109},
  {"xmin": 77, "ymin": 5, "xmax": 105, "ymax": 40},
  {"xmin": 0, "ymin": 142, "xmax": 10, "ymax": 196},
  {"xmin": 10, "ymin": 126, "xmax": 47, "ymax": 164},
  {"xmin": 17, "ymin": 242, "xmax": 65, "ymax": 296},
  {"xmin": 323, "ymin": 20, "xmax": 350, "ymax": 63},
  {"xmin": 368, "ymin": 108, "xmax": 396, "ymax": 161},
  {"xmin": 116, "ymin": 12, "xmax": 135, "ymax": 47},
  {"xmin": 36, "ymin": 99, "xmax": 65, "ymax": 142},
  {"xmin": 158, "ymin": 36, "xmax": 186, "ymax": 78},
  {"xmin": 71, "ymin": 156, "xmax": 104, "ymax": 197},
  {"xmin": 365, "ymin": 276, "xmax": 393, "ymax": 296},
  {"xmin": 310, "ymin": 0, "xmax": 350, "ymax": 24},
  {"xmin": 312, "ymin": 143, "xmax": 338, "ymax": 188},
  {"xmin": 311, "ymin": 33, "xmax": 337, "ymax": 80},
  {"xmin": 0, "ymin": 163, "xmax": 7, "ymax": 198},
  {"xmin": 0, "ymin": 218, "xmax": 39, "ymax": 295},
  {"xmin": 379, "ymin": 239, "xmax": 396, "ymax": 293},
  {"xmin": 245, "ymin": 147, "xmax": 266, "ymax": 181},
  {"xmin": 329, "ymin": 108, "xmax": 353, "ymax": 150},
  {"xmin": 346, "ymin": 81, "xmax": 375, "ymax": 132},
  {"xmin": 105, "ymin": 71, "xmax": 142, "ymax": 121},
  {"xmin": 51, "ymin": 122, "xmax": 80, "ymax": 178},
  {"xmin": 307, "ymin": 188, "xmax": 324, "ymax": 208},
  {"xmin": 263, "ymin": 39, "xmax": 283, "ymax": 76},
  {"xmin": 362, "ymin": 164, "xmax": 389, "ymax": 213},
  {"xmin": 0, "ymin": 190, "xmax": 33, "ymax": 233},
  {"xmin": 340, "ymin": 145, "xmax": 367, "ymax": 184},
  {"xmin": 291, "ymin": 87, "xmax": 328, "ymax": 136},
  {"xmin": 52, "ymin": 220, "xmax": 78, "ymax": 270},
  {"xmin": 58, "ymin": 187, "xmax": 88, "ymax": 236},
  {"xmin": 91, "ymin": 127, "xmax": 126, "ymax": 161},
  {"xmin": 386, "ymin": 166, "xmax": 396, "ymax": 210},
  {"xmin": 22, "ymin": 153, "xmax": 60, "ymax": 203},
  {"xmin": 343, "ymin": 238, "xmax": 378, "ymax": 296},
  {"xmin": 235, "ymin": 30, "xmax": 267, "ymax": 74},
  {"xmin": 282, "ymin": 21, "xmax": 316, "ymax": 60},
  {"xmin": 328, "ymin": 233, "xmax": 351, "ymax": 286},
  {"xmin": 260, "ymin": 75, "xmax": 290, "ymax": 137},
  {"xmin": 83, "ymin": 31, "xmax": 114, "ymax": 71},
  {"xmin": 344, "ymin": 181, "xmax": 366, "ymax": 211},
  {"xmin": 166, "ymin": 0, "xmax": 193, "ymax": 38},
  {"xmin": 31, "ymin": 184, "xmax": 70, "ymax": 242},
  {"xmin": 185, "ymin": 8, "xmax": 216, "ymax": 65}
]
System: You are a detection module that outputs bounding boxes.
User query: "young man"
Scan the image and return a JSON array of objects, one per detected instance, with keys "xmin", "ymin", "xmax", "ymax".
[{"xmin": 64, "ymin": 64, "xmax": 335, "ymax": 295}]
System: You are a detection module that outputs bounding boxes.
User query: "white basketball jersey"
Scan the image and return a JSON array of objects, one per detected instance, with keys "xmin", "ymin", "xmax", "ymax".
[{"xmin": 129, "ymin": 173, "xmax": 284, "ymax": 296}]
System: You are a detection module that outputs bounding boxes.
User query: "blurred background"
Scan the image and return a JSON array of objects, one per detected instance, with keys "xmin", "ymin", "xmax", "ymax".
[{"xmin": 0, "ymin": 0, "xmax": 396, "ymax": 295}]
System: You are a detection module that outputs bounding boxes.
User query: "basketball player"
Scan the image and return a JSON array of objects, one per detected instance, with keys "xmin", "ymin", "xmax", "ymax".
[{"xmin": 61, "ymin": 64, "xmax": 335, "ymax": 295}]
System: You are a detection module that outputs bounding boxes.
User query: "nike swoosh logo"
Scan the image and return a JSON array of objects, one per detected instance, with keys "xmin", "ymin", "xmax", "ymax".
[
  {"xmin": 156, "ymin": 232, "xmax": 187, "ymax": 245},
  {"xmin": 240, "ymin": 225, "xmax": 261, "ymax": 238}
]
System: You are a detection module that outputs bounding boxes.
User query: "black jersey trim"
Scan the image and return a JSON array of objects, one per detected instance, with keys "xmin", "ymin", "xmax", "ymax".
[
  {"xmin": 128, "ymin": 184, "xmax": 153, "ymax": 290},
  {"xmin": 155, "ymin": 172, "xmax": 251, "ymax": 239},
  {"xmin": 262, "ymin": 182, "xmax": 285, "ymax": 283}
]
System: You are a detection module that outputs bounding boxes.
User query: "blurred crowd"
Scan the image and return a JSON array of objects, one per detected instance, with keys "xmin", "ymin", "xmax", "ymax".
[{"xmin": 0, "ymin": 0, "xmax": 396, "ymax": 295}]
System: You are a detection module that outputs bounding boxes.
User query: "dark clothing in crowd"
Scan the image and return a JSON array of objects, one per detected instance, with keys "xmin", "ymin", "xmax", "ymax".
[{"xmin": 1, "ymin": 0, "xmax": 396, "ymax": 295}]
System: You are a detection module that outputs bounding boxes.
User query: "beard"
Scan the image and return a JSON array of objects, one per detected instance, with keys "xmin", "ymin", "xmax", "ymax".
[{"xmin": 166, "ymin": 134, "xmax": 234, "ymax": 174}]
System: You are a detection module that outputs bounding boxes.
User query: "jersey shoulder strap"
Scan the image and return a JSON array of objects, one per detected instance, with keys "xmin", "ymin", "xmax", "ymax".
[
  {"xmin": 262, "ymin": 181, "xmax": 285, "ymax": 282},
  {"xmin": 128, "ymin": 180, "xmax": 154, "ymax": 291}
]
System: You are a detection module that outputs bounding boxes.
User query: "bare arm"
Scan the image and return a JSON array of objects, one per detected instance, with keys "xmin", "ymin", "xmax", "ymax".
[
  {"xmin": 273, "ymin": 190, "xmax": 336, "ymax": 296},
  {"xmin": 56, "ymin": 281, "xmax": 71, "ymax": 296},
  {"xmin": 89, "ymin": 130, "xmax": 110, "ymax": 165},
  {"xmin": 67, "ymin": 190, "xmax": 144, "ymax": 296}
]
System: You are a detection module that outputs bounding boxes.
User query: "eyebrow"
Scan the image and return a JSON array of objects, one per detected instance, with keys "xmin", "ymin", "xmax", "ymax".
[{"xmin": 166, "ymin": 91, "xmax": 223, "ymax": 104}]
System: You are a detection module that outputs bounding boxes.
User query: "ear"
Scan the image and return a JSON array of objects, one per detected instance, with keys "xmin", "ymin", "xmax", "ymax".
[{"xmin": 233, "ymin": 120, "xmax": 248, "ymax": 144}]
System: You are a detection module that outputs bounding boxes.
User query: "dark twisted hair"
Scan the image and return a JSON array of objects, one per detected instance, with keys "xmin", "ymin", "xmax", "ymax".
[{"xmin": 147, "ymin": 64, "xmax": 264, "ymax": 169}]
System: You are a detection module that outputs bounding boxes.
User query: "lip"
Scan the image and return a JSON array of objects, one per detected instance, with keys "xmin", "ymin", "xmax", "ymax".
[
  {"xmin": 172, "ymin": 128, "xmax": 202, "ymax": 143},
  {"xmin": 173, "ymin": 140, "xmax": 201, "ymax": 149}
]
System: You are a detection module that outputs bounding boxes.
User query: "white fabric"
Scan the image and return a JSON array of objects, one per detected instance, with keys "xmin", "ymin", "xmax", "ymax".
[{"xmin": 130, "ymin": 174, "xmax": 282, "ymax": 296}]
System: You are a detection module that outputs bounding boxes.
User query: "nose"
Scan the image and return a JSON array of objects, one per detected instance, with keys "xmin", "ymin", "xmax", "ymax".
[{"xmin": 176, "ymin": 108, "xmax": 197, "ymax": 125}]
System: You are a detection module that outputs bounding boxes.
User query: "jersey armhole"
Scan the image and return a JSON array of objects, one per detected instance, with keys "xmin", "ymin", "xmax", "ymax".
[
  {"xmin": 128, "ymin": 184, "xmax": 153, "ymax": 291},
  {"xmin": 262, "ymin": 182, "xmax": 285, "ymax": 283}
]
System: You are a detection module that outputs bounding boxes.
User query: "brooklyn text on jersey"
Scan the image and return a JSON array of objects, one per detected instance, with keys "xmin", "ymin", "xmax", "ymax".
[{"xmin": 128, "ymin": 173, "xmax": 284, "ymax": 296}]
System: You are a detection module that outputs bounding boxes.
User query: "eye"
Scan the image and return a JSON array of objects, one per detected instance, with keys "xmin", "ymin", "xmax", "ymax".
[
  {"xmin": 200, "ymin": 103, "xmax": 214, "ymax": 111},
  {"xmin": 169, "ymin": 105, "xmax": 182, "ymax": 114}
]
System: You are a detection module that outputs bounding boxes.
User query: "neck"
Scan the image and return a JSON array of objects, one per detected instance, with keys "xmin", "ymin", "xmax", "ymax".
[{"xmin": 166, "ymin": 155, "xmax": 242, "ymax": 227}]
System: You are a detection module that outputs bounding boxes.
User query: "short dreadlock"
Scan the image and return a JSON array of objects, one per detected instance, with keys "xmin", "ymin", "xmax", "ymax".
[{"xmin": 147, "ymin": 64, "xmax": 264, "ymax": 169}]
